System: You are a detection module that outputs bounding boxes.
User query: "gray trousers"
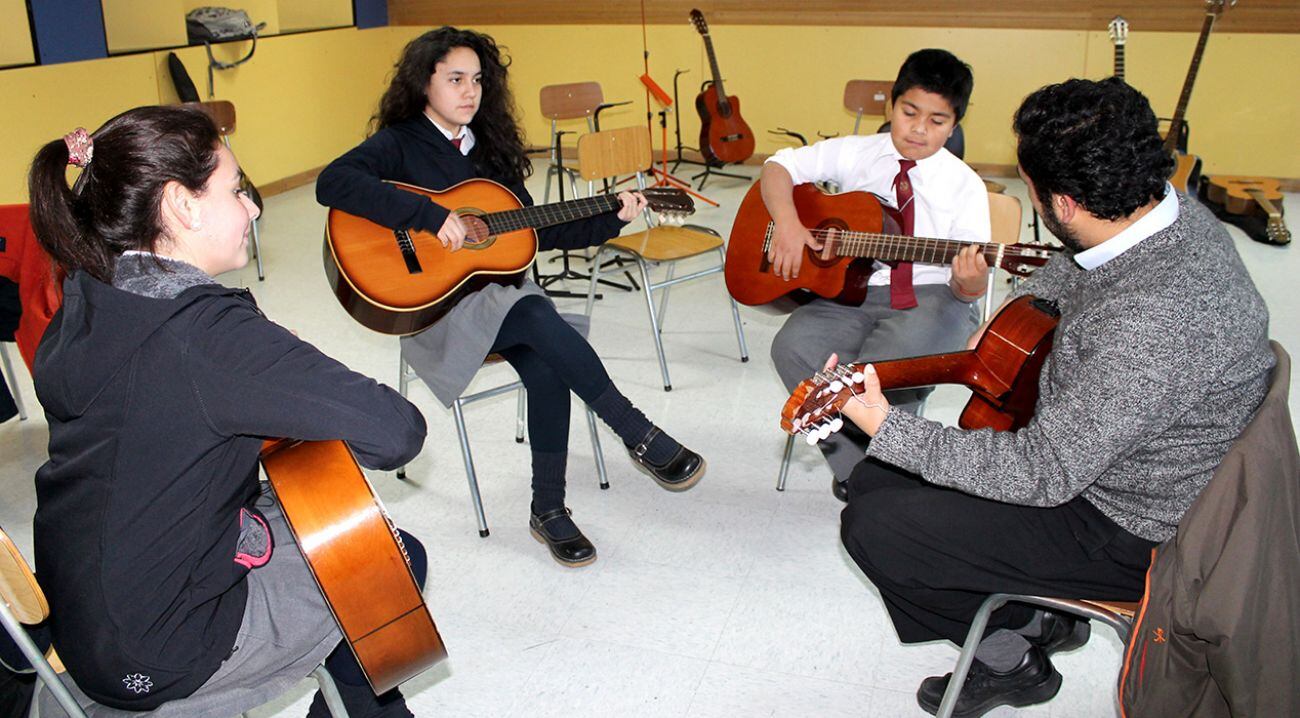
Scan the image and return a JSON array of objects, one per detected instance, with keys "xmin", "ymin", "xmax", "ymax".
[{"xmin": 770, "ymin": 284, "xmax": 979, "ymax": 482}]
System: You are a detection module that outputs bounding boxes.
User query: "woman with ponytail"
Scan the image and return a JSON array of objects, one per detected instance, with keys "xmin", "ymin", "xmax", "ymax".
[
  {"xmin": 29, "ymin": 105, "xmax": 427, "ymax": 717},
  {"xmin": 318, "ymin": 26, "xmax": 707, "ymax": 569}
]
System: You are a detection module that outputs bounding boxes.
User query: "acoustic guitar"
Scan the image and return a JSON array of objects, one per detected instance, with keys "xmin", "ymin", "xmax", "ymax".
[
  {"xmin": 688, "ymin": 9, "xmax": 756, "ymax": 165},
  {"xmin": 1166, "ymin": 0, "xmax": 1233, "ymax": 194},
  {"xmin": 782, "ymin": 295, "xmax": 1060, "ymax": 443},
  {"xmin": 724, "ymin": 182, "xmax": 1055, "ymax": 307},
  {"xmin": 325, "ymin": 179, "xmax": 694, "ymax": 335},
  {"xmin": 1109, "ymin": 16, "xmax": 1128, "ymax": 81},
  {"xmin": 260, "ymin": 439, "xmax": 446, "ymax": 695},
  {"xmin": 1202, "ymin": 175, "xmax": 1292, "ymax": 246}
]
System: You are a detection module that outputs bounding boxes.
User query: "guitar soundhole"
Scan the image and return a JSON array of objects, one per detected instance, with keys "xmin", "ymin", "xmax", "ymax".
[
  {"xmin": 458, "ymin": 214, "xmax": 495, "ymax": 250},
  {"xmin": 805, "ymin": 219, "xmax": 848, "ymax": 268}
]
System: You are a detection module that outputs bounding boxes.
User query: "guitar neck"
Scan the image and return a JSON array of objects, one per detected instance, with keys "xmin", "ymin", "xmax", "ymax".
[
  {"xmin": 762, "ymin": 222, "xmax": 1032, "ymax": 267},
  {"xmin": 1165, "ymin": 11, "xmax": 1217, "ymax": 153},
  {"xmin": 702, "ymin": 34, "xmax": 730, "ymax": 111},
  {"xmin": 1245, "ymin": 189, "xmax": 1282, "ymax": 219},
  {"xmin": 1114, "ymin": 45, "xmax": 1125, "ymax": 81},
  {"xmin": 484, "ymin": 194, "xmax": 620, "ymax": 234}
]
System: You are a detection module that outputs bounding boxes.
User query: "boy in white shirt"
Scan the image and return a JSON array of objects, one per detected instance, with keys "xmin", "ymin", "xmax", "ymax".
[{"xmin": 763, "ymin": 49, "xmax": 991, "ymax": 498}]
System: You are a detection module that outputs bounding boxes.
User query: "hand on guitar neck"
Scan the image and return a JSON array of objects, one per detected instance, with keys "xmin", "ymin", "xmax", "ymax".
[{"xmin": 434, "ymin": 190, "xmax": 649, "ymax": 252}]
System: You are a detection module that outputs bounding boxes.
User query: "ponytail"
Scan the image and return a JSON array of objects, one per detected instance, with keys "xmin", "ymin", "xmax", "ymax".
[{"xmin": 28, "ymin": 139, "xmax": 115, "ymax": 282}]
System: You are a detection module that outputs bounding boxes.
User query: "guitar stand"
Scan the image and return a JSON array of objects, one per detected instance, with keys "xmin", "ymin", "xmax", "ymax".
[
  {"xmin": 669, "ymin": 69, "xmax": 710, "ymax": 175},
  {"xmin": 682, "ymin": 77, "xmax": 751, "ymax": 191},
  {"xmin": 691, "ymin": 161, "xmax": 750, "ymax": 191}
]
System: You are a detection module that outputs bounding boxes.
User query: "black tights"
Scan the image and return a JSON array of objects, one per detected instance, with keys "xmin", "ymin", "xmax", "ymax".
[{"xmin": 489, "ymin": 295, "xmax": 615, "ymax": 454}]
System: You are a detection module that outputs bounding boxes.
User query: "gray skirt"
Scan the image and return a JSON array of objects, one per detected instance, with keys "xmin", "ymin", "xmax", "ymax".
[
  {"xmin": 41, "ymin": 485, "xmax": 341, "ymax": 717},
  {"xmin": 400, "ymin": 278, "xmax": 588, "ymax": 406}
]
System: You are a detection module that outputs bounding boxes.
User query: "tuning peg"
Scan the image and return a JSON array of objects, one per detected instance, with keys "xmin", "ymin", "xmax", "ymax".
[
  {"xmin": 829, "ymin": 417, "xmax": 843, "ymax": 433},
  {"xmin": 805, "ymin": 430, "xmax": 819, "ymax": 446}
]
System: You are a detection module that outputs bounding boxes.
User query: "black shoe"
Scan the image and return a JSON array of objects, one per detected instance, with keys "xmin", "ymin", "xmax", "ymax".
[
  {"xmin": 529, "ymin": 507, "xmax": 597, "ymax": 568},
  {"xmin": 916, "ymin": 645, "xmax": 1062, "ymax": 718},
  {"xmin": 832, "ymin": 478, "xmax": 848, "ymax": 503},
  {"xmin": 1032, "ymin": 611, "xmax": 1091, "ymax": 656},
  {"xmin": 627, "ymin": 428, "xmax": 706, "ymax": 491}
]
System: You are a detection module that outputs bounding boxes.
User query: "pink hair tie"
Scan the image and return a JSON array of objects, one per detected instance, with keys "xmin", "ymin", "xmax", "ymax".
[{"xmin": 64, "ymin": 128, "xmax": 94, "ymax": 168}]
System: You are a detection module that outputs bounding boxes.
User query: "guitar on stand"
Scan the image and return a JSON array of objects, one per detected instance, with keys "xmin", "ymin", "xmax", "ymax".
[
  {"xmin": 1200, "ymin": 175, "xmax": 1292, "ymax": 245},
  {"xmin": 688, "ymin": 9, "xmax": 754, "ymax": 190},
  {"xmin": 1109, "ymin": 16, "xmax": 1128, "ymax": 80},
  {"xmin": 1166, "ymin": 0, "xmax": 1233, "ymax": 194}
]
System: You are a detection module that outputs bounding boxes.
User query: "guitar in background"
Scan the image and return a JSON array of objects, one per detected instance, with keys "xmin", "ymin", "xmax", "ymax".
[
  {"xmin": 688, "ymin": 9, "xmax": 756, "ymax": 166},
  {"xmin": 1166, "ymin": 0, "xmax": 1233, "ymax": 194},
  {"xmin": 1200, "ymin": 176, "xmax": 1292, "ymax": 246},
  {"xmin": 1109, "ymin": 16, "xmax": 1128, "ymax": 81}
]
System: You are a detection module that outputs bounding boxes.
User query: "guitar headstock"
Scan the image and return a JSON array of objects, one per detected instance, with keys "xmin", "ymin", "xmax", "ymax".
[
  {"xmin": 640, "ymin": 187, "xmax": 697, "ymax": 226},
  {"xmin": 1266, "ymin": 218, "xmax": 1292, "ymax": 246},
  {"xmin": 1108, "ymin": 16, "xmax": 1128, "ymax": 46},
  {"xmin": 781, "ymin": 363, "xmax": 869, "ymax": 442},
  {"xmin": 1206, "ymin": 0, "xmax": 1235, "ymax": 16},
  {"xmin": 689, "ymin": 9, "xmax": 709, "ymax": 36},
  {"xmin": 1000, "ymin": 243, "xmax": 1060, "ymax": 277}
]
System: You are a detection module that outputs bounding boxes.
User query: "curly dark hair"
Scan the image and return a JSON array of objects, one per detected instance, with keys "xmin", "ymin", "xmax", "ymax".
[
  {"xmin": 1014, "ymin": 77, "xmax": 1172, "ymax": 221},
  {"xmin": 892, "ymin": 49, "xmax": 974, "ymax": 122},
  {"xmin": 28, "ymin": 106, "xmax": 221, "ymax": 283},
  {"xmin": 373, "ymin": 26, "xmax": 531, "ymax": 185}
]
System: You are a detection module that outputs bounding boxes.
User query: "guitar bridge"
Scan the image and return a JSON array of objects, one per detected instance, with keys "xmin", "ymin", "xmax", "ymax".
[{"xmin": 394, "ymin": 229, "xmax": 423, "ymax": 275}]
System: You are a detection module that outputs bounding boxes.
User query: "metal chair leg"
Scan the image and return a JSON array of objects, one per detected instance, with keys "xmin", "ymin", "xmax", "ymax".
[
  {"xmin": 586, "ymin": 407, "xmax": 609, "ymax": 490},
  {"xmin": 515, "ymin": 387, "xmax": 526, "ymax": 443},
  {"xmin": 311, "ymin": 664, "xmax": 350, "ymax": 717},
  {"xmin": 1, "ymin": 601, "xmax": 86, "ymax": 718},
  {"xmin": 1, "ymin": 343, "xmax": 27, "ymax": 421},
  {"xmin": 396, "ymin": 353, "xmax": 410, "ymax": 480},
  {"xmin": 584, "ymin": 246, "xmax": 608, "ymax": 317},
  {"xmin": 633, "ymin": 256, "xmax": 673, "ymax": 391},
  {"xmin": 776, "ymin": 433, "xmax": 795, "ymax": 491},
  {"xmin": 657, "ymin": 262, "xmax": 674, "ymax": 330},
  {"xmin": 936, "ymin": 594, "xmax": 1008, "ymax": 718},
  {"xmin": 718, "ymin": 247, "xmax": 750, "ymax": 362},
  {"xmin": 452, "ymin": 398, "xmax": 491, "ymax": 537}
]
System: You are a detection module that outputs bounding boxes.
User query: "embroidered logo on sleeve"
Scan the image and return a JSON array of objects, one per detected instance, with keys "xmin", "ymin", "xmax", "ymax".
[{"xmin": 122, "ymin": 673, "xmax": 153, "ymax": 694}]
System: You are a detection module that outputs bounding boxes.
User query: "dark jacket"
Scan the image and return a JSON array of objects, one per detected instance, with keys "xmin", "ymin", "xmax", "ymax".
[
  {"xmin": 1120, "ymin": 341, "xmax": 1300, "ymax": 717},
  {"xmin": 32, "ymin": 266, "xmax": 425, "ymax": 710},
  {"xmin": 315, "ymin": 115, "xmax": 624, "ymax": 250}
]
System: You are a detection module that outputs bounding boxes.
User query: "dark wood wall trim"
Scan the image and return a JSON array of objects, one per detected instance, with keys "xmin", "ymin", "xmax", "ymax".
[{"xmin": 388, "ymin": 1, "xmax": 1300, "ymax": 34}]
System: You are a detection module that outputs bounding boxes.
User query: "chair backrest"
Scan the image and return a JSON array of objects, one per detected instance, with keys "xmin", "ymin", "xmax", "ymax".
[
  {"xmin": 987, "ymin": 192, "xmax": 1022, "ymax": 246},
  {"xmin": 844, "ymin": 80, "xmax": 892, "ymax": 134},
  {"xmin": 576, "ymin": 126, "xmax": 653, "ymax": 182},
  {"xmin": 0, "ymin": 527, "xmax": 48, "ymax": 626},
  {"xmin": 539, "ymin": 82, "xmax": 603, "ymax": 122},
  {"xmin": 181, "ymin": 100, "xmax": 236, "ymax": 136}
]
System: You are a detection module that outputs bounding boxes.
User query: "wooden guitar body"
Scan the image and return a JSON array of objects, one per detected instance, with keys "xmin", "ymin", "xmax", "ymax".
[
  {"xmin": 325, "ymin": 179, "xmax": 536, "ymax": 335},
  {"xmin": 1201, "ymin": 175, "xmax": 1292, "ymax": 245},
  {"xmin": 261, "ymin": 439, "xmax": 446, "ymax": 695},
  {"xmin": 1169, "ymin": 152, "xmax": 1203, "ymax": 194},
  {"xmin": 781, "ymin": 295, "xmax": 1060, "ymax": 438},
  {"xmin": 725, "ymin": 182, "xmax": 886, "ymax": 306},
  {"xmin": 696, "ymin": 85, "xmax": 756, "ymax": 165}
]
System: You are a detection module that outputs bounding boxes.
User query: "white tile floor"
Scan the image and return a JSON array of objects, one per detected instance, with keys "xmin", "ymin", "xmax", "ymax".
[{"xmin": 2, "ymin": 161, "xmax": 1296, "ymax": 718}]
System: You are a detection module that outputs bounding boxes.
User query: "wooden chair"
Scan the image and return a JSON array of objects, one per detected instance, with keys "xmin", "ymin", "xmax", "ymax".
[
  {"xmin": 577, "ymin": 126, "xmax": 749, "ymax": 392},
  {"xmin": 1, "ymin": 526, "xmax": 350, "ymax": 717},
  {"xmin": 396, "ymin": 343, "xmax": 608, "ymax": 538},
  {"xmin": 775, "ymin": 191, "xmax": 1019, "ymax": 491},
  {"xmin": 182, "ymin": 100, "xmax": 266, "ymax": 280},
  {"xmin": 843, "ymin": 79, "xmax": 893, "ymax": 135},
  {"xmin": 538, "ymin": 82, "xmax": 604, "ymax": 203}
]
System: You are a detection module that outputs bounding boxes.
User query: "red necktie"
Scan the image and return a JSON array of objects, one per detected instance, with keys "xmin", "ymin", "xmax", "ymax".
[
  {"xmin": 450, "ymin": 136, "xmax": 464, "ymax": 151},
  {"xmin": 890, "ymin": 159, "xmax": 918, "ymax": 310}
]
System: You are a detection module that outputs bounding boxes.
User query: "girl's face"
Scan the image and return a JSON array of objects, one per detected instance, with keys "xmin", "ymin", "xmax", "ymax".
[
  {"xmin": 189, "ymin": 145, "xmax": 259, "ymax": 276},
  {"xmin": 424, "ymin": 46, "xmax": 482, "ymax": 133}
]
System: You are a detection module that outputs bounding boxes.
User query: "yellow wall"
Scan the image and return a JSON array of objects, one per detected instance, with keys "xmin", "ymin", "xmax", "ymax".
[
  {"xmin": 1, "ymin": 23, "xmax": 1297, "ymax": 205},
  {"xmin": 0, "ymin": 0, "xmax": 34, "ymax": 68},
  {"xmin": 0, "ymin": 27, "xmax": 399, "ymax": 204}
]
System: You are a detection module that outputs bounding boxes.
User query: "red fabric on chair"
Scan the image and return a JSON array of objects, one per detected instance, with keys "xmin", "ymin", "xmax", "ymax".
[{"xmin": 0, "ymin": 204, "xmax": 64, "ymax": 372}]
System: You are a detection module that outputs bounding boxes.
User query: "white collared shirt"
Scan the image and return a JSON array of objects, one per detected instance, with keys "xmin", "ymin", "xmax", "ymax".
[
  {"xmin": 766, "ymin": 133, "xmax": 990, "ymax": 286},
  {"xmin": 426, "ymin": 113, "xmax": 475, "ymax": 156},
  {"xmin": 1073, "ymin": 184, "xmax": 1179, "ymax": 270}
]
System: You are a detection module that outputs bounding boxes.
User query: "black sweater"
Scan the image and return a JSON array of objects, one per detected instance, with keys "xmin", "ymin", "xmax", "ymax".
[
  {"xmin": 32, "ymin": 269, "xmax": 425, "ymax": 709},
  {"xmin": 315, "ymin": 116, "xmax": 624, "ymax": 251}
]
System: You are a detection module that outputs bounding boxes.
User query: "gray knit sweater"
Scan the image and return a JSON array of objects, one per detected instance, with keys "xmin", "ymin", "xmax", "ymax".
[{"xmin": 868, "ymin": 194, "xmax": 1273, "ymax": 542}]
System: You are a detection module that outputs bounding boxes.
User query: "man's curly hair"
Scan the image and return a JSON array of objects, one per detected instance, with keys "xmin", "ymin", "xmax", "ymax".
[{"xmin": 1014, "ymin": 78, "xmax": 1173, "ymax": 220}]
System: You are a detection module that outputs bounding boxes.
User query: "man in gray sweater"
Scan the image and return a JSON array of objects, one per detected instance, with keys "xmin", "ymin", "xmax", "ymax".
[{"xmin": 834, "ymin": 78, "xmax": 1274, "ymax": 717}]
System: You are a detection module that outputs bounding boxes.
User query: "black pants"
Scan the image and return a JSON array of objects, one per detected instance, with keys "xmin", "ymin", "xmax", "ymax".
[
  {"xmin": 489, "ymin": 296, "xmax": 614, "ymax": 454},
  {"xmin": 840, "ymin": 458, "xmax": 1157, "ymax": 645}
]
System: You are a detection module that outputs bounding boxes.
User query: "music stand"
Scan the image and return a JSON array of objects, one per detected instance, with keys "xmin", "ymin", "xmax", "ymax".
[{"xmin": 640, "ymin": 73, "xmax": 719, "ymax": 207}]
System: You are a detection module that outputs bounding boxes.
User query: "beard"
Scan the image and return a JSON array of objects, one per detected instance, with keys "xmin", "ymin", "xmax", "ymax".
[{"xmin": 1039, "ymin": 201, "xmax": 1086, "ymax": 254}]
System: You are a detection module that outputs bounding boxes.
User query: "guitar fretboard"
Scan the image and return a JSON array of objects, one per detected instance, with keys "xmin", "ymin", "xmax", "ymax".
[
  {"xmin": 482, "ymin": 194, "xmax": 622, "ymax": 235},
  {"xmin": 761, "ymin": 222, "xmax": 1053, "ymax": 266},
  {"xmin": 702, "ymin": 33, "xmax": 732, "ymax": 116},
  {"xmin": 1114, "ymin": 45, "xmax": 1125, "ymax": 81},
  {"xmin": 1164, "ymin": 10, "xmax": 1217, "ymax": 153}
]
